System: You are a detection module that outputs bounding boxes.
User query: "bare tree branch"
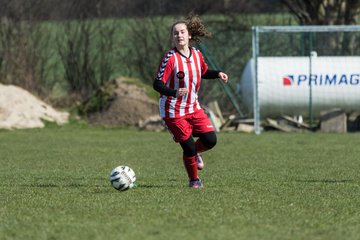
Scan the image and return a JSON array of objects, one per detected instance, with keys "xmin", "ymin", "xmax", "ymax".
[{"xmin": 281, "ymin": 0, "xmax": 360, "ymax": 25}]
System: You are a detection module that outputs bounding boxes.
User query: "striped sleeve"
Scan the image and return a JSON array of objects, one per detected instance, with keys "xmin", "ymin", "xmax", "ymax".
[{"xmin": 155, "ymin": 50, "xmax": 175, "ymax": 84}]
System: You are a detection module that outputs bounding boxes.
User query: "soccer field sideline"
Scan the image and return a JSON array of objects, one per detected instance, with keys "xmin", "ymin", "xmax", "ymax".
[{"xmin": 1, "ymin": 127, "xmax": 360, "ymax": 240}]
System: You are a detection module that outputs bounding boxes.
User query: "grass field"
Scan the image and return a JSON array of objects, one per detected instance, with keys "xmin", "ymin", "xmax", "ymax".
[{"xmin": 1, "ymin": 125, "xmax": 360, "ymax": 240}]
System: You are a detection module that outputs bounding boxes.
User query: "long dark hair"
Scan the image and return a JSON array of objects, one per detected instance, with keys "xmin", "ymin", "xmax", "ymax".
[{"xmin": 170, "ymin": 13, "xmax": 212, "ymax": 45}]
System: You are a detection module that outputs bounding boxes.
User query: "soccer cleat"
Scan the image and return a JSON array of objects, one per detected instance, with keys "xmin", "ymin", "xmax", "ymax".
[
  {"xmin": 195, "ymin": 153, "xmax": 204, "ymax": 170},
  {"xmin": 189, "ymin": 178, "xmax": 203, "ymax": 189}
]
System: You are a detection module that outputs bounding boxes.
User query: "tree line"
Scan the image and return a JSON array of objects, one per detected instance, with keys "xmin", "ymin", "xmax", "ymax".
[{"xmin": 0, "ymin": 0, "xmax": 286, "ymax": 21}]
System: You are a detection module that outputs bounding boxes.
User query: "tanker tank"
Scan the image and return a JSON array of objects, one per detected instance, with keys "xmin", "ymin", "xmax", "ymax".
[{"xmin": 238, "ymin": 56, "xmax": 360, "ymax": 119}]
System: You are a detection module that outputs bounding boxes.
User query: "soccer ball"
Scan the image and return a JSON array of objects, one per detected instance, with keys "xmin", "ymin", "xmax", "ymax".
[{"xmin": 109, "ymin": 165, "xmax": 136, "ymax": 191}]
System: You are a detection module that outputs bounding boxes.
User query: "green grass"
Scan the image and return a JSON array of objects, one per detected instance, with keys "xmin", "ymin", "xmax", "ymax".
[{"xmin": 1, "ymin": 126, "xmax": 360, "ymax": 240}]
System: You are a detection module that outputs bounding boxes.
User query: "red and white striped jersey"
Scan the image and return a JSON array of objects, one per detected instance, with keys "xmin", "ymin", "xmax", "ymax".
[{"xmin": 155, "ymin": 47, "xmax": 208, "ymax": 118}]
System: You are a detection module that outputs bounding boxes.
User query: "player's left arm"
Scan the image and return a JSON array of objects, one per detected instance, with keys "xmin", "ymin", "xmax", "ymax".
[
  {"xmin": 202, "ymin": 70, "xmax": 228, "ymax": 83},
  {"xmin": 198, "ymin": 50, "xmax": 228, "ymax": 83}
]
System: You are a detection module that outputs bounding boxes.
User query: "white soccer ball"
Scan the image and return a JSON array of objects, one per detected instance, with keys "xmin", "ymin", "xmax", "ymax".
[{"xmin": 109, "ymin": 165, "xmax": 136, "ymax": 191}]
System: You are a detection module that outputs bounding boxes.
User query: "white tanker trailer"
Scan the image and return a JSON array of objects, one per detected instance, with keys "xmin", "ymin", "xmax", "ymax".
[{"xmin": 239, "ymin": 56, "xmax": 360, "ymax": 118}]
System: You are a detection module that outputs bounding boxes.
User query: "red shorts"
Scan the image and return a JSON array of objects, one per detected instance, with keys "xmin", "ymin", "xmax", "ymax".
[{"xmin": 163, "ymin": 109, "xmax": 215, "ymax": 142}]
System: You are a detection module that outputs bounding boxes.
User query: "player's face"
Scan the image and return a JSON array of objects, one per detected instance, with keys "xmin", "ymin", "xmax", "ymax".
[{"xmin": 172, "ymin": 23, "xmax": 190, "ymax": 48}]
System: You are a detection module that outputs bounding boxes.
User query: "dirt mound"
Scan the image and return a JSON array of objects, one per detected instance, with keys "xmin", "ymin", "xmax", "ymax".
[
  {"xmin": 0, "ymin": 83, "xmax": 69, "ymax": 129},
  {"xmin": 88, "ymin": 78, "xmax": 160, "ymax": 127},
  {"xmin": 0, "ymin": 79, "xmax": 161, "ymax": 129}
]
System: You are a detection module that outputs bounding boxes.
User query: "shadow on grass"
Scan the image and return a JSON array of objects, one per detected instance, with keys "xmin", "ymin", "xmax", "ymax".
[
  {"xmin": 26, "ymin": 177, "xmax": 176, "ymax": 189},
  {"xmin": 27, "ymin": 183, "xmax": 167, "ymax": 188}
]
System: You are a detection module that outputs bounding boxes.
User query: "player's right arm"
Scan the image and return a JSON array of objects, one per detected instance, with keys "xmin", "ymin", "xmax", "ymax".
[{"xmin": 153, "ymin": 81, "xmax": 188, "ymax": 97}]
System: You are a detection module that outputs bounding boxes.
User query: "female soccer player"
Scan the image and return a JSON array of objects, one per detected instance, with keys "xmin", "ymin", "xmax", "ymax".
[{"xmin": 153, "ymin": 14, "xmax": 228, "ymax": 189}]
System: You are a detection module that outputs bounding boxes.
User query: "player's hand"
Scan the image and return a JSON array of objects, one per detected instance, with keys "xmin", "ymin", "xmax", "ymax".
[
  {"xmin": 176, "ymin": 88, "xmax": 188, "ymax": 97},
  {"xmin": 218, "ymin": 72, "xmax": 228, "ymax": 83}
]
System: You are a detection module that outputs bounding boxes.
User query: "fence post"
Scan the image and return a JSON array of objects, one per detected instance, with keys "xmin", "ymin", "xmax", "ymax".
[{"xmin": 252, "ymin": 26, "xmax": 261, "ymax": 135}]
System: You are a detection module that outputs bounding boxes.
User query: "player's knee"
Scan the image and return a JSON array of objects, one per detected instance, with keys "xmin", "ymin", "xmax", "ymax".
[
  {"xmin": 202, "ymin": 132, "xmax": 217, "ymax": 149},
  {"xmin": 205, "ymin": 136, "xmax": 217, "ymax": 149}
]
